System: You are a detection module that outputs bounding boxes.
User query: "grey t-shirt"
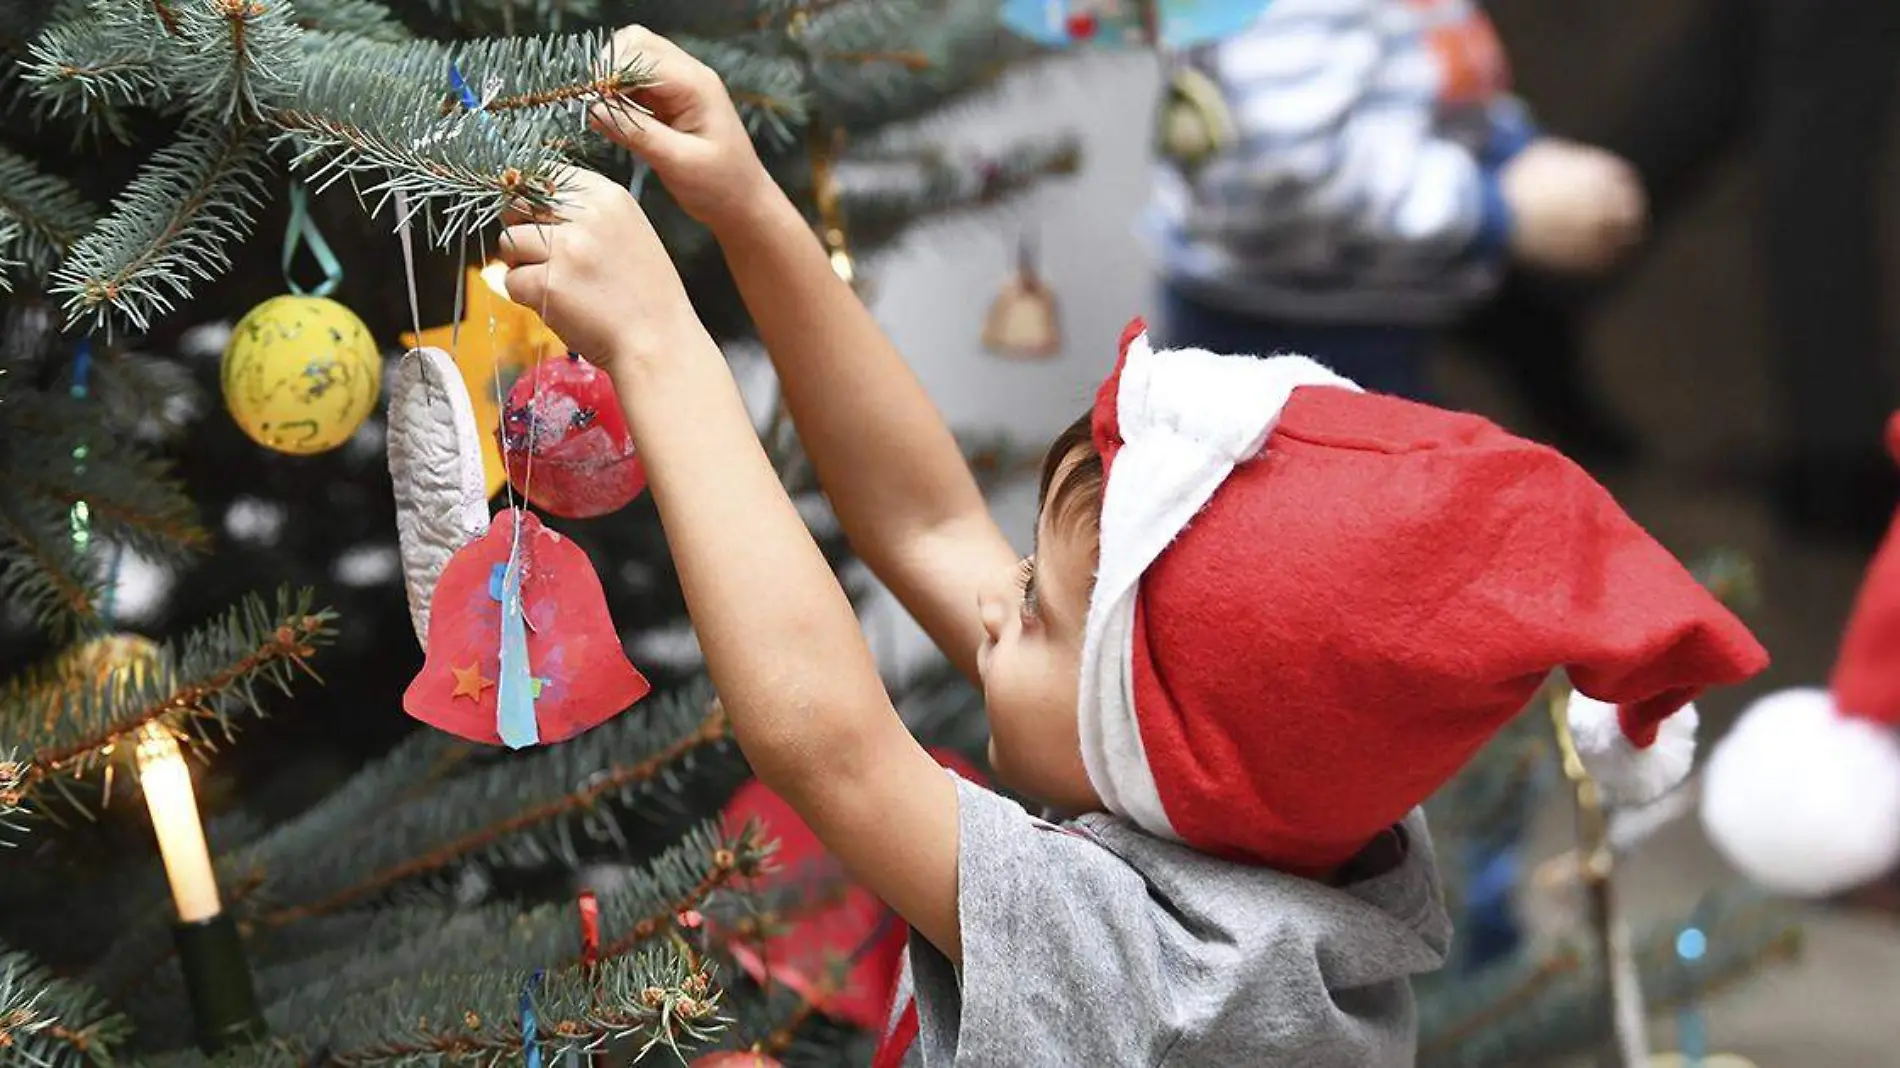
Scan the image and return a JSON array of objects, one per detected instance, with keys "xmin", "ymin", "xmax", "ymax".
[{"xmin": 898, "ymin": 775, "xmax": 1452, "ymax": 1066}]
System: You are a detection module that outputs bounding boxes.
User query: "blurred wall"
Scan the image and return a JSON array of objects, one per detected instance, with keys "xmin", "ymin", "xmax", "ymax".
[{"xmin": 855, "ymin": 52, "xmax": 1163, "ymax": 675}]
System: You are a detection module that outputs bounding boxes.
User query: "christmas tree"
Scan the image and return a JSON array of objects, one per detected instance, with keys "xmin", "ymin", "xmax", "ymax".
[{"xmin": 0, "ymin": 1, "xmax": 1069, "ymax": 1064}]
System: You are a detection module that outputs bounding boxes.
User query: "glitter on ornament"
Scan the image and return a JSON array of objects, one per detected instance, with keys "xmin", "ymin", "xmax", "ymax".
[
  {"xmin": 500, "ymin": 356, "xmax": 646, "ymax": 519},
  {"xmin": 221, "ymin": 295, "xmax": 381, "ymax": 455}
]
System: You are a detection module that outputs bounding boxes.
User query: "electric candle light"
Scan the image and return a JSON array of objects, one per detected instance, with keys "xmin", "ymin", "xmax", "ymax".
[
  {"xmin": 133, "ymin": 721, "xmax": 266, "ymax": 1053},
  {"xmin": 134, "ymin": 723, "xmax": 220, "ymax": 924}
]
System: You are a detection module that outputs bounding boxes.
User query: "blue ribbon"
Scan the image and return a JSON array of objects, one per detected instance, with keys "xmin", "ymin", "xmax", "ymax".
[
  {"xmin": 283, "ymin": 182, "xmax": 344, "ymax": 298},
  {"xmin": 496, "ymin": 553, "xmax": 538, "ymax": 749},
  {"xmin": 521, "ymin": 969, "xmax": 545, "ymax": 1068}
]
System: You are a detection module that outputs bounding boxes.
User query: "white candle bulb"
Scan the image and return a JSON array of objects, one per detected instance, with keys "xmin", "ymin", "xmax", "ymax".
[
  {"xmin": 481, "ymin": 259, "xmax": 510, "ymax": 298},
  {"xmin": 135, "ymin": 724, "xmax": 221, "ymax": 924}
]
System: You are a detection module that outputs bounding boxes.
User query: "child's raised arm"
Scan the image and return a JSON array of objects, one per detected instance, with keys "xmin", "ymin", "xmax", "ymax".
[
  {"xmin": 499, "ymin": 170, "xmax": 964, "ymax": 962},
  {"xmin": 591, "ymin": 26, "xmax": 1017, "ymax": 685}
]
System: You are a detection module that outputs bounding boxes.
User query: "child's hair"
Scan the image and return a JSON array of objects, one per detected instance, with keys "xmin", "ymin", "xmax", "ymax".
[{"xmin": 1038, "ymin": 413, "xmax": 1105, "ymax": 541}]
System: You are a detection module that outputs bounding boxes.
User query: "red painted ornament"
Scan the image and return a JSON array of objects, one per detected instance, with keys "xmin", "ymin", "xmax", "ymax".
[
  {"xmin": 689, "ymin": 1054, "xmax": 784, "ymax": 1067},
  {"xmin": 1065, "ymin": 10, "xmax": 1099, "ymax": 38},
  {"xmin": 500, "ymin": 356, "xmax": 646, "ymax": 519},
  {"xmin": 404, "ymin": 509, "xmax": 650, "ymax": 744},
  {"xmin": 717, "ymin": 750, "xmax": 985, "ymax": 1030}
]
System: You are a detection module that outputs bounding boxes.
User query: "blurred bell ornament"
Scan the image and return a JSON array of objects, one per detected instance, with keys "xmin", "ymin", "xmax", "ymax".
[
  {"xmin": 222, "ymin": 295, "xmax": 381, "ymax": 455},
  {"xmin": 982, "ymin": 236, "xmax": 1061, "ymax": 360},
  {"xmin": 499, "ymin": 355, "xmax": 646, "ymax": 519}
]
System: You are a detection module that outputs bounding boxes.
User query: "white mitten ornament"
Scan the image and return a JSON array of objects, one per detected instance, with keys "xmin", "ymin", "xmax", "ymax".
[{"xmin": 386, "ymin": 347, "xmax": 491, "ymax": 647}]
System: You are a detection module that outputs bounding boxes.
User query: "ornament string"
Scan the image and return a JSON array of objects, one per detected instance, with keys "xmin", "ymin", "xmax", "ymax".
[
  {"xmin": 449, "ymin": 58, "xmax": 549, "ymax": 750},
  {"xmin": 282, "ymin": 182, "xmax": 344, "ymax": 299}
]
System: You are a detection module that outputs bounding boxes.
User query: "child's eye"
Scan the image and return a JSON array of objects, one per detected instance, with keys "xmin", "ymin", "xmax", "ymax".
[{"xmin": 1015, "ymin": 557, "xmax": 1040, "ymax": 621}]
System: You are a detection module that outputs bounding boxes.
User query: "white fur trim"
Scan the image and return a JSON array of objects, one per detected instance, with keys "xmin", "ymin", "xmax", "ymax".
[
  {"xmin": 1700, "ymin": 687, "xmax": 1900, "ymax": 898},
  {"xmin": 387, "ymin": 347, "xmax": 491, "ymax": 648},
  {"xmin": 1077, "ymin": 331, "xmax": 1359, "ymax": 837},
  {"xmin": 1567, "ymin": 692, "xmax": 1698, "ymax": 807}
]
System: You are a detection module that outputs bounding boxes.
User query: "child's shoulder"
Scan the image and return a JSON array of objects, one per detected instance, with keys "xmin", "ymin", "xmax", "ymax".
[{"xmin": 910, "ymin": 779, "xmax": 1452, "ymax": 1064}]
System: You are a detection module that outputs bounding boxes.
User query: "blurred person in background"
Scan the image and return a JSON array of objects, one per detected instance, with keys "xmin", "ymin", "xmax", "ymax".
[
  {"xmin": 1143, "ymin": 0, "xmax": 1643, "ymax": 403},
  {"xmin": 1475, "ymin": 0, "xmax": 1900, "ymax": 544}
]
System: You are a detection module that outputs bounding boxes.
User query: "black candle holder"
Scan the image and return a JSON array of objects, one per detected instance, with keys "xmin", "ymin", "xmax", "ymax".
[{"xmin": 172, "ymin": 912, "xmax": 267, "ymax": 1055}]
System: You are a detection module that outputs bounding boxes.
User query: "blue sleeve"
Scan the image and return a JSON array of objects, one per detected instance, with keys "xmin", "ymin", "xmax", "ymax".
[
  {"xmin": 1481, "ymin": 96, "xmax": 1539, "ymax": 168},
  {"xmin": 1468, "ymin": 170, "xmax": 1512, "ymax": 261}
]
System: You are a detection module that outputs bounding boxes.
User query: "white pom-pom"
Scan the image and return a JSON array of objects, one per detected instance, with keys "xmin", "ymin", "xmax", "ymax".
[
  {"xmin": 1700, "ymin": 687, "xmax": 1900, "ymax": 898},
  {"xmin": 1567, "ymin": 692, "xmax": 1697, "ymax": 806}
]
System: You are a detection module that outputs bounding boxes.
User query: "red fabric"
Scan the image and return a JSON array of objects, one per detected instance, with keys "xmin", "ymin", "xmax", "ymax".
[
  {"xmin": 873, "ymin": 1000, "xmax": 921, "ymax": 1068},
  {"xmin": 1830, "ymin": 411, "xmax": 1900, "ymax": 726},
  {"xmin": 403, "ymin": 509, "xmax": 649, "ymax": 745},
  {"xmin": 719, "ymin": 750, "xmax": 985, "ymax": 1032},
  {"xmin": 1090, "ymin": 319, "xmax": 1769, "ymax": 874}
]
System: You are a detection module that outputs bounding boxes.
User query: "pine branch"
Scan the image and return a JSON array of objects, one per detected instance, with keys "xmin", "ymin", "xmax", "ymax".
[
  {"xmin": 835, "ymin": 131, "xmax": 1081, "ymax": 250},
  {"xmin": 167, "ymin": 0, "xmax": 302, "ymax": 123},
  {"xmin": 0, "ymin": 753, "xmax": 22, "ymax": 846},
  {"xmin": 274, "ymin": 35, "xmax": 572, "ymax": 246},
  {"xmin": 287, "ymin": 0, "xmax": 409, "ymax": 42},
  {"xmin": 418, "ymin": 0, "xmax": 606, "ymax": 34},
  {"xmin": 1416, "ymin": 889, "xmax": 1801, "ymax": 1067},
  {"xmin": 267, "ymin": 953, "xmax": 724, "ymax": 1066},
  {"xmin": 249, "ymin": 682, "xmax": 741, "ymax": 923},
  {"xmin": 0, "ymin": 942, "xmax": 133, "ymax": 1067},
  {"xmin": 0, "ymin": 147, "xmax": 97, "ymax": 277},
  {"xmin": 3, "ymin": 392, "xmax": 211, "ymax": 563},
  {"xmin": 0, "ymin": 588, "xmax": 335, "ymax": 809},
  {"xmin": 0, "ymin": 495, "xmax": 104, "ymax": 638},
  {"xmin": 257, "ymin": 822, "xmax": 767, "ymax": 1012},
  {"xmin": 82, "ymin": 349, "xmax": 205, "ymax": 444},
  {"xmin": 20, "ymin": 6, "xmax": 169, "ymax": 144},
  {"xmin": 438, "ymin": 28, "xmax": 656, "ymax": 116},
  {"xmin": 49, "ymin": 122, "xmax": 271, "ymax": 335},
  {"xmin": 147, "ymin": 1, "xmax": 183, "ymax": 38}
]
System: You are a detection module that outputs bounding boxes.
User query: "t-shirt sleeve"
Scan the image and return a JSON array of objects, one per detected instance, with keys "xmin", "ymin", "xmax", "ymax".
[{"xmin": 905, "ymin": 775, "xmax": 1179, "ymax": 1065}]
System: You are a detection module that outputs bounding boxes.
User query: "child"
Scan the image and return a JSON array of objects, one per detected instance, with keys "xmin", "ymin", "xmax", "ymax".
[
  {"xmin": 497, "ymin": 27, "xmax": 1768, "ymax": 1063},
  {"xmin": 1147, "ymin": 0, "xmax": 1647, "ymax": 399}
]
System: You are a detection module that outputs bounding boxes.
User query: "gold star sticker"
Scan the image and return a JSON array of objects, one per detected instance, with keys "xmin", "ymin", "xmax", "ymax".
[{"xmin": 451, "ymin": 662, "xmax": 494, "ymax": 701}]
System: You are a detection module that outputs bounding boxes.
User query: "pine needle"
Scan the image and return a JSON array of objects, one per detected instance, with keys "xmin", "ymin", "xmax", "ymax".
[{"xmin": 49, "ymin": 121, "xmax": 270, "ymax": 335}]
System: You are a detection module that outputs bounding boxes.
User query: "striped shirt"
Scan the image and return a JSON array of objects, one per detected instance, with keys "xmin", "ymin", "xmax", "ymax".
[{"xmin": 1145, "ymin": 0, "xmax": 1535, "ymax": 325}]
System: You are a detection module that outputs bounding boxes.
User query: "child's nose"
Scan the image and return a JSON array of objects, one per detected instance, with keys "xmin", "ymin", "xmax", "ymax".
[{"xmin": 977, "ymin": 587, "xmax": 1009, "ymax": 644}]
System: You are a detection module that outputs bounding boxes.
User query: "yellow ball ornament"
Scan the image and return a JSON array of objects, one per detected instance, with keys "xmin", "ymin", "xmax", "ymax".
[{"xmin": 222, "ymin": 295, "xmax": 382, "ymax": 455}]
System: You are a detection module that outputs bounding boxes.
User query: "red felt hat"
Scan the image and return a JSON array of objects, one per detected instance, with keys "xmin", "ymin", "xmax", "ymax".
[
  {"xmin": 1078, "ymin": 319, "xmax": 1768, "ymax": 875},
  {"xmin": 1702, "ymin": 411, "xmax": 1900, "ymax": 897}
]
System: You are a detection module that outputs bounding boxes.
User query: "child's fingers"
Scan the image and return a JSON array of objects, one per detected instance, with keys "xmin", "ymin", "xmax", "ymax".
[
  {"xmin": 589, "ymin": 98, "xmax": 695, "ymax": 167},
  {"xmin": 503, "ymin": 262, "xmax": 549, "ymax": 310},
  {"xmin": 497, "ymin": 224, "xmax": 553, "ymax": 267}
]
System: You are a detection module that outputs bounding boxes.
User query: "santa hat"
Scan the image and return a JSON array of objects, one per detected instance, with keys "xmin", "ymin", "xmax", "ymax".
[
  {"xmin": 1700, "ymin": 413, "xmax": 1900, "ymax": 897},
  {"xmin": 1078, "ymin": 320, "xmax": 1769, "ymax": 875}
]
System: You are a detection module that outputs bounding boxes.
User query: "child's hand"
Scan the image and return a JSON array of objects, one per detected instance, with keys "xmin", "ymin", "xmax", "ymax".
[
  {"xmin": 592, "ymin": 25, "xmax": 778, "ymax": 234},
  {"xmin": 1500, "ymin": 139, "xmax": 1647, "ymax": 274},
  {"xmin": 498, "ymin": 168, "xmax": 705, "ymax": 375}
]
